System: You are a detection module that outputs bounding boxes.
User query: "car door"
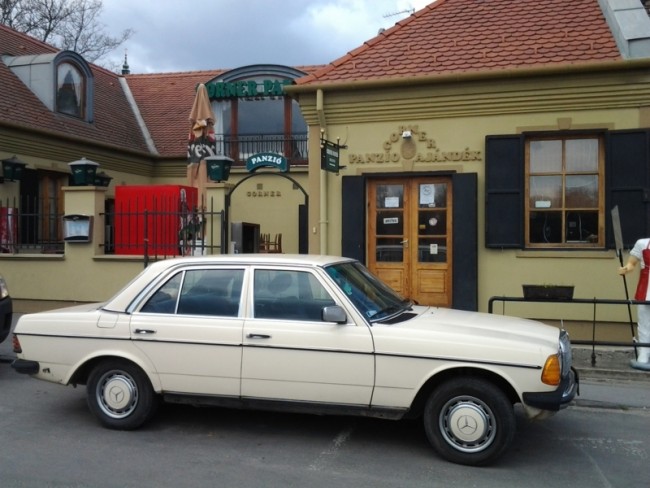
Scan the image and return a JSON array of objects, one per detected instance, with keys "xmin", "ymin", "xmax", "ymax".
[
  {"xmin": 241, "ymin": 267, "xmax": 375, "ymax": 405},
  {"xmin": 129, "ymin": 267, "xmax": 245, "ymax": 396}
]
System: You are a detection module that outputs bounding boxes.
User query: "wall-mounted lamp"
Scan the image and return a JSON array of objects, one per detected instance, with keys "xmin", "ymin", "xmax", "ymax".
[
  {"xmin": 94, "ymin": 171, "xmax": 113, "ymax": 187},
  {"xmin": 1, "ymin": 155, "xmax": 27, "ymax": 183},
  {"xmin": 68, "ymin": 157, "xmax": 100, "ymax": 186},
  {"xmin": 205, "ymin": 155, "xmax": 234, "ymax": 182}
]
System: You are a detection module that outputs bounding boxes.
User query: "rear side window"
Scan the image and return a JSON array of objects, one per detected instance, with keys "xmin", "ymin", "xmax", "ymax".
[{"xmin": 141, "ymin": 269, "xmax": 244, "ymax": 317}]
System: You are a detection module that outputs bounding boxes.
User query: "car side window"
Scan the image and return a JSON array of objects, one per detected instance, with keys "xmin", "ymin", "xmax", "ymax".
[
  {"xmin": 176, "ymin": 269, "xmax": 244, "ymax": 317},
  {"xmin": 254, "ymin": 269, "xmax": 336, "ymax": 321},
  {"xmin": 141, "ymin": 269, "xmax": 244, "ymax": 317}
]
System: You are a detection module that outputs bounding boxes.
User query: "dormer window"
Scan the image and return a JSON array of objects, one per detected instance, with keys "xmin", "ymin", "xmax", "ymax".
[
  {"xmin": 4, "ymin": 50, "xmax": 94, "ymax": 122},
  {"xmin": 56, "ymin": 62, "xmax": 85, "ymax": 118}
]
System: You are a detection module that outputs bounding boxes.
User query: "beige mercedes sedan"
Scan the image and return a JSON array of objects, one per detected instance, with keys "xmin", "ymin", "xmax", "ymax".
[{"xmin": 12, "ymin": 255, "xmax": 577, "ymax": 466}]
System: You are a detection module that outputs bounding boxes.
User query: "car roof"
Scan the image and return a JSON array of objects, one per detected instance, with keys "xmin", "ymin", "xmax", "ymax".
[
  {"xmin": 103, "ymin": 254, "xmax": 356, "ymax": 312},
  {"xmin": 143, "ymin": 254, "xmax": 356, "ymax": 273}
]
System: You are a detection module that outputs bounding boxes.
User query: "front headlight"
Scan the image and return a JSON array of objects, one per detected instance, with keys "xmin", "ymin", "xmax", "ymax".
[
  {"xmin": 558, "ymin": 329, "xmax": 572, "ymax": 376},
  {"xmin": 0, "ymin": 276, "xmax": 9, "ymax": 299}
]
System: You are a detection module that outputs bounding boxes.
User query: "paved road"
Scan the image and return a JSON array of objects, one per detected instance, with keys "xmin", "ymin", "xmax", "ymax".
[{"xmin": 2, "ymin": 317, "xmax": 650, "ymax": 488}]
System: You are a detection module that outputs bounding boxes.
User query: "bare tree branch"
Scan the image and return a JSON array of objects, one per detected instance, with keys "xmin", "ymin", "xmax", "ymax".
[{"xmin": 1, "ymin": 0, "xmax": 133, "ymax": 65}]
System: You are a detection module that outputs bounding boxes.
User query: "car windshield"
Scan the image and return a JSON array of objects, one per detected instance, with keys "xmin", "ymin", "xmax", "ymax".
[{"xmin": 324, "ymin": 261, "xmax": 412, "ymax": 322}]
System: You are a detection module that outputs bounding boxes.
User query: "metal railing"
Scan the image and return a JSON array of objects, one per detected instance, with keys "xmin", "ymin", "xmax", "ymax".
[
  {"xmin": 1, "ymin": 198, "xmax": 64, "ymax": 254},
  {"xmin": 488, "ymin": 295, "xmax": 650, "ymax": 365},
  {"xmin": 1, "ymin": 197, "xmax": 226, "ymax": 261},
  {"xmin": 218, "ymin": 133, "xmax": 308, "ymax": 166},
  {"xmin": 103, "ymin": 203, "xmax": 226, "ymax": 265}
]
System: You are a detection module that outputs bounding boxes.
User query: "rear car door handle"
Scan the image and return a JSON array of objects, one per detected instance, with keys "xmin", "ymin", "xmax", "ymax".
[{"xmin": 246, "ymin": 333, "xmax": 271, "ymax": 339}]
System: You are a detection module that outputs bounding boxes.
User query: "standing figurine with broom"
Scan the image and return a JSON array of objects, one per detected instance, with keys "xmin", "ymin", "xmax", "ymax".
[{"xmin": 619, "ymin": 237, "xmax": 650, "ymax": 371}]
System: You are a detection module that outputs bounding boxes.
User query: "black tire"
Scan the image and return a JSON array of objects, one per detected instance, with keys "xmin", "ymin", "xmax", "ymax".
[
  {"xmin": 86, "ymin": 359, "xmax": 159, "ymax": 430},
  {"xmin": 423, "ymin": 377, "xmax": 515, "ymax": 466}
]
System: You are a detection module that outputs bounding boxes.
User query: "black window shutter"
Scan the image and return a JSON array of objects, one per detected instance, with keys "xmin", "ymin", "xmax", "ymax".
[
  {"xmin": 452, "ymin": 172, "xmax": 478, "ymax": 311},
  {"xmin": 341, "ymin": 175, "xmax": 366, "ymax": 262},
  {"xmin": 607, "ymin": 130, "xmax": 650, "ymax": 249},
  {"xmin": 485, "ymin": 135, "xmax": 524, "ymax": 248}
]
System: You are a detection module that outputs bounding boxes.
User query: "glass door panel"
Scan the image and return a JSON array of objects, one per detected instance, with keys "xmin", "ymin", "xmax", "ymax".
[{"xmin": 375, "ymin": 184, "xmax": 405, "ymax": 263}]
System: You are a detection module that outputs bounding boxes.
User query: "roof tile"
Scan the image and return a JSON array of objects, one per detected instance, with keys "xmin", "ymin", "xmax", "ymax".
[
  {"xmin": 0, "ymin": 24, "xmax": 150, "ymax": 155},
  {"xmin": 297, "ymin": 0, "xmax": 621, "ymax": 85}
]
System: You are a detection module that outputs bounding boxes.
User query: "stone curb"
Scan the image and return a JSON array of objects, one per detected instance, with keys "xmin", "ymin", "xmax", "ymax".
[{"xmin": 572, "ymin": 347, "xmax": 650, "ymax": 382}]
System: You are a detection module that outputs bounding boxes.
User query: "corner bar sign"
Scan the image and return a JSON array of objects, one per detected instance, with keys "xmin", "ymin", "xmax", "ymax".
[
  {"xmin": 246, "ymin": 153, "xmax": 288, "ymax": 173},
  {"xmin": 321, "ymin": 140, "xmax": 340, "ymax": 173}
]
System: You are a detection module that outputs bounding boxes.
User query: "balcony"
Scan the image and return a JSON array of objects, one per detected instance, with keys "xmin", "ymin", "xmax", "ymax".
[{"xmin": 217, "ymin": 133, "xmax": 308, "ymax": 167}]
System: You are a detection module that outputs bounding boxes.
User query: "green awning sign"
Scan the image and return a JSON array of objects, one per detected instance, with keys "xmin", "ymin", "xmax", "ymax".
[{"xmin": 246, "ymin": 153, "xmax": 288, "ymax": 173}]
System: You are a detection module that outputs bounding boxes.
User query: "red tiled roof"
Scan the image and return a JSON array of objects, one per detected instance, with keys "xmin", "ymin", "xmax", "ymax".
[
  {"xmin": 126, "ymin": 65, "xmax": 325, "ymax": 158},
  {"xmin": 0, "ymin": 24, "xmax": 150, "ymax": 155},
  {"xmin": 125, "ymin": 70, "xmax": 226, "ymax": 157},
  {"xmin": 297, "ymin": 0, "xmax": 622, "ymax": 85}
]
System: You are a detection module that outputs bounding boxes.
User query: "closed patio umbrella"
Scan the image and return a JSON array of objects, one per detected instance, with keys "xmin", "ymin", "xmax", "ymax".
[{"xmin": 187, "ymin": 83, "xmax": 216, "ymax": 209}]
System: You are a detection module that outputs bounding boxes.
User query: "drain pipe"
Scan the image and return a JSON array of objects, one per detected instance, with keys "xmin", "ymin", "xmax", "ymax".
[{"xmin": 317, "ymin": 89, "xmax": 328, "ymax": 254}]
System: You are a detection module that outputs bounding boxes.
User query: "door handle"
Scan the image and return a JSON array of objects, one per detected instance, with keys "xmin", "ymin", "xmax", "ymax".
[
  {"xmin": 134, "ymin": 328, "xmax": 156, "ymax": 335},
  {"xmin": 400, "ymin": 238, "xmax": 409, "ymax": 247},
  {"xmin": 246, "ymin": 333, "xmax": 271, "ymax": 339}
]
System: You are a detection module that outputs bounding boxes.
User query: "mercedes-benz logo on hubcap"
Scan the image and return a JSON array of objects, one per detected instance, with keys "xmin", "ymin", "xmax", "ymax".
[
  {"xmin": 456, "ymin": 415, "xmax": 478, "ymax": 435},
  {"xmin": 109, "ymin": 386, "xmax": 125, "ymax": 403}
]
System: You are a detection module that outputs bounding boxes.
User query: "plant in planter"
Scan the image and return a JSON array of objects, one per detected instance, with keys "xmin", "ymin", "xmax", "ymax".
[{"xmin": 522, "ymin": 284, "xmax": 575, "ymax": 300}]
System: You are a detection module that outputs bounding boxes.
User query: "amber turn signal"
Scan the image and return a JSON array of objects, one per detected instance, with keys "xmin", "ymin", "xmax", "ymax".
[{"xmin": 541, "ymin": 354, "xmax": 561, "ymax": 386}]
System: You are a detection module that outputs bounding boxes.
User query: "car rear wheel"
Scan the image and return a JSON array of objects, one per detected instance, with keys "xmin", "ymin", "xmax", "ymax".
[
  {"xmin": 423, "ymin": 377, "xmax": 515, "ymax": 466},
  {"xmin": 86, "ymin": 360, "xmax": 159, "ymax": 430}
]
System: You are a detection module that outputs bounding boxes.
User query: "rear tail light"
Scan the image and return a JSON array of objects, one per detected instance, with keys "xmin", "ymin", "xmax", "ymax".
[{"xmin": 12, "ymin": 334, "xmax": 22, "ymax": 354}]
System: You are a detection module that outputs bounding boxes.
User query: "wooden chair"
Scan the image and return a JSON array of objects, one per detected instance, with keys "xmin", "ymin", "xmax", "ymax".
[
  {"xmin": 266, "ymin": 233, "xmax": 282, "ymax": 253},
  {"xmin": 259, "ymin": 233, "xmax": 270, "ymax": 253}
]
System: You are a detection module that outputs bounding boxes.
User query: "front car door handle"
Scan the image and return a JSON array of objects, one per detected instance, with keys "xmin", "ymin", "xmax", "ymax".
[
  {"xmin": 134, "ymin": 328, "xmax": 156, "ymax": 335},
  {"xmin": 246, "ymin": 333, "xmax": 271, "ymax": 339}
]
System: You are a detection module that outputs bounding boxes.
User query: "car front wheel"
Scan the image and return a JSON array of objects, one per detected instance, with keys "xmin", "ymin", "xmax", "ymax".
[
  {"xmin": 423, "ymin": 377, "xmax": 515, "ymax": 466},
  {"xmin": 86, "ymin": 360, "xmax": 159, "ymax": 430}
]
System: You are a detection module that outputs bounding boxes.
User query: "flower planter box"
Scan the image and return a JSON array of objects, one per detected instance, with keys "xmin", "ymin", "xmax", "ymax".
[{"xmin": 522, "ymin": 285, "xmax": 574, "ymax": 301}]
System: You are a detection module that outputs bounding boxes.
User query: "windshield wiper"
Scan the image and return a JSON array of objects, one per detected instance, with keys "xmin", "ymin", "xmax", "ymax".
[{"xmin": 368, "ymin": 302, "xmax": 410, "ymax": 320}]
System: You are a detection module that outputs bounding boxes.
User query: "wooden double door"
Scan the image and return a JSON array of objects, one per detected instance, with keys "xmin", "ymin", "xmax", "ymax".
[{"xmin": 368, "ymin": 177, "xmax": 452, "ymax": 307}]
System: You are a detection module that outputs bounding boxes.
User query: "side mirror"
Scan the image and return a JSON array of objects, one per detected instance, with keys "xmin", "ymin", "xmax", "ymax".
[{"xmin": 322, "ymin": 305, "xmax": 347, "ymax": 324}]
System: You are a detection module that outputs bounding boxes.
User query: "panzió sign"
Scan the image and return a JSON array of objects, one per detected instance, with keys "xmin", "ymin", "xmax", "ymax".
[{"xmin": 347, "ymin": 125, "xmax": 482, "ymax": 165}]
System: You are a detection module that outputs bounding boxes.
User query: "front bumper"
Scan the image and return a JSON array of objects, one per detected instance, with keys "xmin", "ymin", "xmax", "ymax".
[
  {"xmin": 0, "ymin": 296, "xmax": 13, "ymax": 342},
  {"xmin": 522, "ymin": 367, "xmax": 579, "ymax": 411},
  {"xmin": 11, "ymin": 358, "xmax": 40, "ymax": 375}
]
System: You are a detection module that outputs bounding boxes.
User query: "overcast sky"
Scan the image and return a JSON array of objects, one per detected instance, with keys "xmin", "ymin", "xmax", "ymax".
[{"xmin": 99, "ymin": 0, "xmax": 433, "ymax": 74}]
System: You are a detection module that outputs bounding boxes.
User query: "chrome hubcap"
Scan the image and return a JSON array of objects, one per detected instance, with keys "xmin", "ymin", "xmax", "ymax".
[
  {"xmin": 439, "ymin": 396, "xmax": 495, "ymax": 453},
  {"xmin": 96, "ymin": 371, "xmax": 138, "ymax": 419}
]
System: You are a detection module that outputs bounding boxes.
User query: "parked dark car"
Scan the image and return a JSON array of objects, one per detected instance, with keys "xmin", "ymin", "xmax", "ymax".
[{"xmin": 0, "ymin": 274, "xmax": 12, "ymax": 343}]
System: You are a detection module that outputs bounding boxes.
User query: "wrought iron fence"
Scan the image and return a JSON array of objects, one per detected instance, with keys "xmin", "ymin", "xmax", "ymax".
[
  {"xmin": 0, "ymin": 197, "xmax": 64, "ymax": 254},
  {"xmin": 103, "ymin": 201, "xmax": 226, "ymax": 264},
  {"xmin": 1, "ymin": 197, "xmax": 226, "ymax": 260}
]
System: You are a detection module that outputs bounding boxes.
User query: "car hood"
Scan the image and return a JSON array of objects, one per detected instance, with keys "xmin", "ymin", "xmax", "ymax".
[{"xmin": 372, "ymin": 306, "xmax": 561, "ymax": 367}]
